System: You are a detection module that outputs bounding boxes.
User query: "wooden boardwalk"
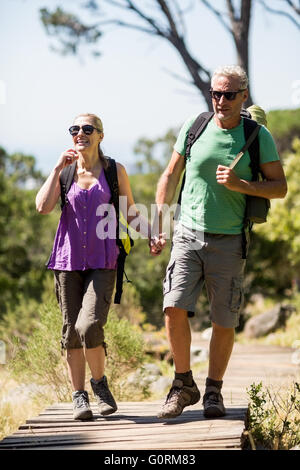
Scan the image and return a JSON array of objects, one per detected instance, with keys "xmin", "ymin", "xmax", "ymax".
[
  {"xmin": 0, "ymin": 341, "xmax": 298, "ymax": 450},
  {"xmin": 0, "ymin": 402, "xmax": 247, "ymax": 450}
]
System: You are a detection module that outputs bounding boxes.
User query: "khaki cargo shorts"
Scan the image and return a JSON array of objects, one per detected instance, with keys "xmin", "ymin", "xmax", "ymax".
[
  {"xmin": 54, "ymin": 269, "xmax": 116, "ymax": 350},
  {"xmin": 163, "ymin": 224, "xmax": 246, "ymax": 328}
]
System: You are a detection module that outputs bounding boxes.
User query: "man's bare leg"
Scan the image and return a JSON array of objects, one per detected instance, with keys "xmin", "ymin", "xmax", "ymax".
[
  {"xmin": 203, "ymin": 321, "xmax": 235, "ymax": 418},
  {"xmin": 208, "ymin": 322, "xmax": 235, "ymax": 381},
  {"xmin": 165, "ymin": 307, "xmax": 191, "ymax": 373}
]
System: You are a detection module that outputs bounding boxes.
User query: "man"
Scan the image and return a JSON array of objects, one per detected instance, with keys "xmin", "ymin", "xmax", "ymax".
[{"xmin": 154, "ymin": 65, "xmax": 287, "ymax": 419}]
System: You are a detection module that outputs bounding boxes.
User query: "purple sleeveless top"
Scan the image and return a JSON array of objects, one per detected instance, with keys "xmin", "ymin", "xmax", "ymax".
[{"xmin": 47, "ymin": 168, "xmax": 119, "ymax": 271}]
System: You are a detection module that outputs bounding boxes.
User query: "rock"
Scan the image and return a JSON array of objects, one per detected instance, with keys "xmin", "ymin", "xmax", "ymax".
[
  {"xmin": 142, "ymin": 363, "xmax": 161, "ymax": 376},
  {"xmin": 191, "ymin": 346, "xmax": 209, "ymax": 364},
  {"xmin": 126, "ymin": 364, "xmax": 173, "ymax": 397},
  {"xmin": 244, "ymin": 304, "xmax": 295, "ymax": 339},
  {"xmin": 290, "ymin": 445, "xmax": 300, "ymax": 450},
  {"xmin": 126, "ymin": 363, "xmax": 161, "ymax": 388},
  {"xmin": 150, "ymin": 376, "xmax": 172, "ymax": 395},
  {"xmin": 201, "ymin": 327, "xmax": 213, "ymax": 340},
  {"xmin": 143, "ymin": 332, "xmax": 170, "ymax": 361}
]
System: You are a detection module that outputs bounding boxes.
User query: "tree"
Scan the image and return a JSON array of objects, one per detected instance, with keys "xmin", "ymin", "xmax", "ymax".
[
  {"xmin": 40, "ymin": 1, "xmax": 299, "ymax": 109},
  {"xmin": 0, "ymin": 148, "xmax": 57, "ymax": 319},
  {"xmin": 133, "ymin": 127, "xmax": 177, "ymax": 174}
]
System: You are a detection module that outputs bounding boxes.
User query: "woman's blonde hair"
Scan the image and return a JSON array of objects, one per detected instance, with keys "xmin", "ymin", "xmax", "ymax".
[{"xmin": 74, "ymin": 113, "xmax": 107, "ymax": 168}]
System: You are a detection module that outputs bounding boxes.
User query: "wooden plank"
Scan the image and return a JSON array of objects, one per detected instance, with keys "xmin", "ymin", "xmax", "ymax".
[
  {"xmin": 23, "ymin": 409, "xmax": 247, "ymax": 425},
  {"xmin": 16, "ymin": 420, "xmax": 246, "ymax": 434},
  {"xmin": 7, "ymin": 422, "xmax": 245, "ymax": 438},
  {"xmin": 1, "ymin": 428, "xmax": 244, "ymax": 446},
  {"xmin": 0, "ymin": 438, "xmax": 242, "ymax": 451},
  {"xmin": 0, "ymin": 432, "xmax": 244, "ymax": 449},
  {"xmin": 0, "ymin": 438, "xmax": 243, "ymax": 451}
]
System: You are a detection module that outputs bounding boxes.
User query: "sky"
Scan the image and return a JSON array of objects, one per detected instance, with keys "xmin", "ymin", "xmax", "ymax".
[{"xmin": 1, "ymin": 0, "xmax": 300, "ymax": 175}]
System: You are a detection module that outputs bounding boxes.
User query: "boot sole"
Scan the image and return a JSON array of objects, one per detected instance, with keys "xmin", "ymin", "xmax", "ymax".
[
  {"xmin": 203, "ymin": 407, "xmax": 226, "ymax": 418},
  {"xmin": 73, "ymin": 410, "xmax": 93, "ymax": 420},
  {"xmin": 99, "ymin": 407, "xmax": 118, "ymax": 416}
]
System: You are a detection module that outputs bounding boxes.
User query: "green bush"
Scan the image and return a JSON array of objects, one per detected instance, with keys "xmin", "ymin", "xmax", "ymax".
[{"xmin": 267, "ymin": 108, "xmax": 300, "ymax": 155}]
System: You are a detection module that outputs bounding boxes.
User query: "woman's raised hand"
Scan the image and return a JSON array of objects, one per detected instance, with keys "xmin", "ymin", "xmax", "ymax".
[{"xmin": 56, "ymin": 149, "xmax": 78, "ymax": 171}]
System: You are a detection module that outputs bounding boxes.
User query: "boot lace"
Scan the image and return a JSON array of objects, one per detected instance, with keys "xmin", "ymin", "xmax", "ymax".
[
  {"xmin": 205, "ymin": 392, "xmax": 220, "ymax": 406},
  {"xmin": 93, "ymin": 380, "xmax": 112, "ymax": 403},
  {"xmin": 165, "ymin": 387, "xmax": 182, "ymax": 404},
  {"xmin": 74, "ymin": 392, "xmax": 89, "ymax": 409}
]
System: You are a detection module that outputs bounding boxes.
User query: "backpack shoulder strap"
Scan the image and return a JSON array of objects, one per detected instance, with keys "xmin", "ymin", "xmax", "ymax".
[
  {"xmin": 241, "ymin": 117, "xmax": 262, "ymax": 258},
  {"xmin": 176, "ymin": 112, "xmax": 214, "ymax": 209},
  {"xmin": 103, "ymin": 157, "xmax": 131, "ymax": 305},
  {"xmin": 103, "ymin": 157, "xmax": 119, "ymax": 208},
  {"xmin": 185, "ymin": 111, "xmax": 214, "ymax": 161},
  {"xmin": 240, "ymin": 108, "xmax": 252, "ymax": 119},
  {"xmin": 229, "ymin": 124, "xmax": 260, "ymax": 170},
  {"xmin": 103, "ymin": 156, "xmax": 120, "ymax": 246},
  {"xmin": 59, "ymin": 162, "xmax": 77, "ymax": 210},
  {"xmin": 243, "ymin": 117, "xmax": 261, "ymax": 181}
]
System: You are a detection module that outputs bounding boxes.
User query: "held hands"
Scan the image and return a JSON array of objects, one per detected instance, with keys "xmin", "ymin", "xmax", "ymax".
[
  {"xmin": 216, "ymin": 165, "xmax": 241, "ymax": 191},
  {"xmin": 149, "ymin": 233, "xmax": 167, "ymax": 256}
]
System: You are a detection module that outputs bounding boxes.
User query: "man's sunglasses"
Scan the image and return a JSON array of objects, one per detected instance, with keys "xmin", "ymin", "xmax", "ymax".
[
  {"xmin": 209, "ymin": 89, "xmax": 246, "ymax": 101},
  {"xmin": 69, "ymin": 125, "xmax": 102, "ymax": 136}
]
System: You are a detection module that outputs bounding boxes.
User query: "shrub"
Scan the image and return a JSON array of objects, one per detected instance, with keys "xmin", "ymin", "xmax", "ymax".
[
  {"xmin": 246, "ymin": 381, "xmax": 300, "ymax": 450},
  {"xmin": 104, "ymin": 308, "xmax": 148, "ymax": 400},
  {"xmin": 9, "ymin": 299, "xmax": 148, "ymax": 403},
  {"xmin": 267, "ymin": 108, "xmax": 300, "ymax": 154},
  {"xmin": 9, "ymin": 298, "xmax": 71, "ymax": 402}
]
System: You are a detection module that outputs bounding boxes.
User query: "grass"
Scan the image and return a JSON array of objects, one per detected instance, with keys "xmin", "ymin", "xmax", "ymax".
[{"xmin": 0, "ymin": 367, "xmax": 54, "ymax": 441}]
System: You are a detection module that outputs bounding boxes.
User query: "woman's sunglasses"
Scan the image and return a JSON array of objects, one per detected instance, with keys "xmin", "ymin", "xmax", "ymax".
[
  {"xmin": 209, "ymin": 89, "xmax": 246, "ymax": 101},
  {"xmin": 69, "ymin": 125, "xmax": 102, "ymax": 136}
]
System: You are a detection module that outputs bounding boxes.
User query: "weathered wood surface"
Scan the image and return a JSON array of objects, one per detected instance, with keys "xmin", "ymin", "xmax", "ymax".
[
  {"xmin": 0, "ymin": 341, "xmax": 298, "ymax": 450},
  {"xmin": 0, "ymin": 402, "xmax": 247, "ymax": 450}
]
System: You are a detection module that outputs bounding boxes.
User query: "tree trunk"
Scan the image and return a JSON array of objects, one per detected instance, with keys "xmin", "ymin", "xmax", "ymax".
[{"xmin": 230, "ymin": 0, "xmax": 254, "ymax": 107}]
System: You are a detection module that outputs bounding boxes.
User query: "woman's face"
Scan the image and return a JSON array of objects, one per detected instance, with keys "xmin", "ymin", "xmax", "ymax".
[{"xmin": 72, "ymin": 115, "xmax": 103, "ymax": 154}]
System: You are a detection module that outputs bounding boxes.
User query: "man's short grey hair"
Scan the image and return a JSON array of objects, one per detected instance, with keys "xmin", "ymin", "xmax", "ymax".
[{"xmin": 211, "ymin": 65, "xmax": 249, "ymax": 90}]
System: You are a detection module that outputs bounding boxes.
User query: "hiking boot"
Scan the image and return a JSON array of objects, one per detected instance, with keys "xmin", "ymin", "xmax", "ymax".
[
  {"xmin": 90, "ymin": 376, "xmax": 118, "ymax": 416},
  {"xmin": 157, "ymin": 378, "xmax": 200, "ymax": 419},
  {"xmin": 72, "ymin": 390, "xmax": 93, "ymax": 420},
  {"xmin": 203, "ymin": 386, "xmax": 226, "ymax": 418}
]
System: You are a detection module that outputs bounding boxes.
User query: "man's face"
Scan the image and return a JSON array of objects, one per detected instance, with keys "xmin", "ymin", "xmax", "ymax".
[{"xmin": 211, "ymin": 75, "xmax": 248, "ymax": 124}]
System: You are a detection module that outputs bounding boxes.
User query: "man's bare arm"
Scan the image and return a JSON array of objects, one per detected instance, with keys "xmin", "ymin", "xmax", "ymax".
[
  {"xmin": 156, "ymin": 150, "xmax": 186, "ymax": 208},
  {"xmin": 154, "ymin": 150, "xmax": 186, "ymax": 241}
]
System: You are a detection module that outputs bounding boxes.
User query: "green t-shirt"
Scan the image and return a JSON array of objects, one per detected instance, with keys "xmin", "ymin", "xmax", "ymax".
[{"xmin": 174, "ymin": 115, "xmax": 280, "ymax": 234}]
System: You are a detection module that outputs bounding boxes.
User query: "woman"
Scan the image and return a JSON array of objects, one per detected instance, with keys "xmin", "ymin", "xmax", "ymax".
[{"xmin": 36, "ymin": 113, "xmax": 160, "ymax": 420}]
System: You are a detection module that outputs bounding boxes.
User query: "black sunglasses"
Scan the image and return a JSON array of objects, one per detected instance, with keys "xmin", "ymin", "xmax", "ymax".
[
  {"xmin": 69, "ymin": 124, "xmax": 102, "ymax": 136},
  {"xmin": 209, "ymin": 89, "xmax": 246, "ymax": 101}
]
